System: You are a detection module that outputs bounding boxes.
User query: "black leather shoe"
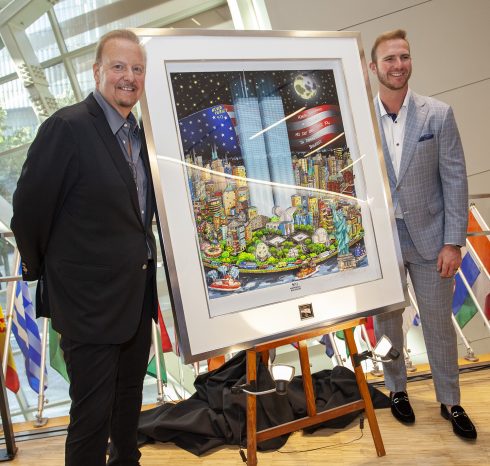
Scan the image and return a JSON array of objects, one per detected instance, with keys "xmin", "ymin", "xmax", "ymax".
[
  {"xmin": 441, "ymin": 404, "xmax": 477, "ymax": 439},
  {"xmin": 390, "ymin": 391, "xmax": 415, "ymax": 424}
]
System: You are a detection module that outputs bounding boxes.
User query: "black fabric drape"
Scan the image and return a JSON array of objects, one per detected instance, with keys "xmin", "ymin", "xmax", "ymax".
[{"xmin": 138, "ymin": 351, "xmax": 390, "ymax": 456}]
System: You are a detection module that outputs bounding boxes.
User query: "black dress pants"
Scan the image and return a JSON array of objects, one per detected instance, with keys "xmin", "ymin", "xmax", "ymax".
[{"xmin": 61, "ymin": 264, "xmax": 154, "ymax": 466}]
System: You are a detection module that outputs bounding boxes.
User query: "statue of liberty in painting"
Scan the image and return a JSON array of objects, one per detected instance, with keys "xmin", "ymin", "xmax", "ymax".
[{"xmin": 333, "ymin": 208, "xmax": 350, "ymax": 255}]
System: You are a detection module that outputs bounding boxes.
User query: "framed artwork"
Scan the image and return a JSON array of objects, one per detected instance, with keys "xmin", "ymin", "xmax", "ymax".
[{"xmin": 138, "ymin": 29, "xmax": 407, "ymax": 363}]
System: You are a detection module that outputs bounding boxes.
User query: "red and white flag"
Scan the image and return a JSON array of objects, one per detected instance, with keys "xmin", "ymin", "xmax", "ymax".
[{"xmin": 287, "ymin": 105, "xmax": 343, "ymax": 152}]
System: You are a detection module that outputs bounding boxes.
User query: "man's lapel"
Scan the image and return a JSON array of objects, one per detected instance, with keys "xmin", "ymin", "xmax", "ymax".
[
  {"xmin": 140, "ymin": 142, "xmax": 154, "ymax": 229},
  {"xmin": 397, "ymin": 92, "xmax": 429, "ymax": 185}
]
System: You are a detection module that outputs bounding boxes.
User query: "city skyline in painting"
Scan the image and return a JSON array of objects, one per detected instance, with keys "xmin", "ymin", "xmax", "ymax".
[{"xmin": 169, "ymin": 68, "xmax": 368, "ymax": 314}]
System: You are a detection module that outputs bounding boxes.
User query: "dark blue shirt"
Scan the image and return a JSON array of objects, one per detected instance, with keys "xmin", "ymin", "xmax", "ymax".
[{"xmin": 93, "ymin": 90, "xmax": 148, "ymax": 225}]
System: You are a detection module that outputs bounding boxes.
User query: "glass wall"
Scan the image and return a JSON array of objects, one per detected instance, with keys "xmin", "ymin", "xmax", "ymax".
[{"xmin": 0, "ymin": 0, "xmax": 233, "ymax": 422}]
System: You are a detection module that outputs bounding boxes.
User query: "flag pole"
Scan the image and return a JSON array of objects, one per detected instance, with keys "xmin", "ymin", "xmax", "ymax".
[
  {"xmin": 451, "ymin": 314, "xmax": 479, "ymax": 362},
  {"xmin": 0, "ymin": 356, "xmax": 17, "ymax": 460},
  {"xmin": 457, "ymin": 265, "xmax": 490, "ymax": 334},
  {"xmin": 34, "ymin": 317, "xmax": 49, "ymax": 427},
  {"xmin": 403, "ymin": 347, "xmax": 417, "ymax": 373},
  {"xmin": 327, "ymin": 333, "xmax": 344, "ymax": 367},
  {"xmin": 359, "ymin": 324, "xmax": 383, "ymax": 376},
  {"xmin": 405, "ymin": 286, "xmax": 420, "ymax": 372},
  {"xmin": 2, "ymin": 250, "xmax": 20, "ymax": 377},
  {"xmin": 151, "ymin": 321, "xmax": 165, "ymax": 404}
]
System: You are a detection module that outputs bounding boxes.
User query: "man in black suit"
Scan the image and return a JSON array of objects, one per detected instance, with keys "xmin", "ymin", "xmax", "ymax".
[{"xmin": 11, "ymin": 29, "xmax": 157, "ymax": 465}]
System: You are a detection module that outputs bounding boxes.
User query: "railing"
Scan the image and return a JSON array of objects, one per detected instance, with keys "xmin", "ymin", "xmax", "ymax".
[{"xmin": 0, "ymin": 232, "xmax": 191, "ymax": 425}]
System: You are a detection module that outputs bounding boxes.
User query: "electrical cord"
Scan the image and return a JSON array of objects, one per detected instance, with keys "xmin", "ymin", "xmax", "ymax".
[
  {"xmin": 238, "ymin": 408, "xmax": 247, "ymax": 463},
  {"xmin": 276, "ymin": 413, "xmax": 365, "ymax": 454}
]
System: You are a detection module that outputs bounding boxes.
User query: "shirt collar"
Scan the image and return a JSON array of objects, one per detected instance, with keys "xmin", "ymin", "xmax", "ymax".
[
  {"xmin": 377, "ymin": 88, "xmax": 412, "ymax": 117},
  {"xmin": 93, "ymin": 89, "xmax": 139, "ymax": 135}
]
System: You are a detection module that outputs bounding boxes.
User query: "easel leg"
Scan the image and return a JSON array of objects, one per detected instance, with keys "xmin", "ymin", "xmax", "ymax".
[
  {"xmin": 344, "ymin": 328, "xmax": 386, "ymax": 457},
  {"xmin": 246, "ymin": 350, "xmax": 258, "ymax": 466},
  {"xmin": 298, "ymin": 341, "xmax": 317, "ymax": 416}
]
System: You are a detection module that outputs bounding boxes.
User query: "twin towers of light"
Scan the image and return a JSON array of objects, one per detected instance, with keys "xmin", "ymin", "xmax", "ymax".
[{"xmin": 231, "ymin": 74, "xmax": 296, "ymax": 216}]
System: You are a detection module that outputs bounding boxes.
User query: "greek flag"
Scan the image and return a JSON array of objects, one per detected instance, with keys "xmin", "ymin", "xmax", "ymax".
[{"xmin": 12, "ymin": 266, "xmax": 47, "ymax": 393}]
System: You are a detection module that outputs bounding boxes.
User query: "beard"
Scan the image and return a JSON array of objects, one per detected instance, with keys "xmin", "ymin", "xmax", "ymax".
[{"xmin": 377, "ymin": 68, "xmax": 412, "ymax": 91}]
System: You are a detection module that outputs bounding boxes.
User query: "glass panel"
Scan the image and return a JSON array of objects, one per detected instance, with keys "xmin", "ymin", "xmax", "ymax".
[
  {"xmin": 55, "ymin": 0, "xmax": 233, "ymax": 52},
  {"xmin": 54, "ymin": 0, "xmax": 121, "ymax": 52},
  {"xmin": 72, "ymin": 53, "xmax": 95, "ymax": 98},
  {"xmin": 54, "ymin": 0, "xmax": 116, "ymax": 22},
  {"xmin": 0, "ymin": 78, "xmax": 34, "ymax": 116},
  {"xmin": 0, "ymin": 79, "xmax": 37, "ymax": 209},
  {"xmin": 0, "ymin": 145, "xmax": 29, "ymax": 207},
  {"xmin": 0, "ymin": 237, "xmax": 15, "ymax": 285},
  {"xmin": 45, "ymin": 63, "xmax": 76, "ymax": 106},
  {"xmin": 0, "ymin": 46, "xmax": 16, "ymax": 78},
  {"xmin": 25, "ymin": 13, "xmax": 61, "ymax": 62},
  {"xmin": 0, "ymin": 79, "xmax": 37, "ymax": 148},
  {"xmin": 169, "ymin": 4, "xmax": 233, "ymax": 29}
]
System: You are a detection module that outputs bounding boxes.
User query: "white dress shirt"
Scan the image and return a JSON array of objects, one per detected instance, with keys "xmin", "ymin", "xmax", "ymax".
[{"xmin": 377, "ymin": 89, "xmax": 411, "ymax": 218}]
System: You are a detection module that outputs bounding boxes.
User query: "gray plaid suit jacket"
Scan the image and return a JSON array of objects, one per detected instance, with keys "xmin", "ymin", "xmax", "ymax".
[{"xmin": 374, "ymin": 91, "xmax": 468, "ymax": 260}]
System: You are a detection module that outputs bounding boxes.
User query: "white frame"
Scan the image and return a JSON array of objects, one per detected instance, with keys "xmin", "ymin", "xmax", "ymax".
[{"xmin": 137, "ymin": 29, "xmax": 407, "ymax": 363}]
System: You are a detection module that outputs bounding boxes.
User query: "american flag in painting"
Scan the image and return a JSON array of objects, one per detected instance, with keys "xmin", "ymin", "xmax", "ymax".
[
  {"xmin": 286, "ymin": 104, "xmax": 343, "ymax": 152},
  {"xmin": 178, "ymin": 104, "xmax": 241, "ymax": 157}
]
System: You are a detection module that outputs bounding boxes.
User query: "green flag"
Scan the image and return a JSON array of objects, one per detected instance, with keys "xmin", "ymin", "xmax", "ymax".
[
  {"xmin": 49, "ymin": 321, "xmax": 69, "ymax": 382},
  {"xmin": 146, "ymin": 329, "xmax": 167, "ymax": 383},
  {"xmin": 335, "ymin": 330, "xmax": 350, "ymax": 357},
  {"xmin": 455, "ymin": 295, "xmax": 478, "ymax": 329}
]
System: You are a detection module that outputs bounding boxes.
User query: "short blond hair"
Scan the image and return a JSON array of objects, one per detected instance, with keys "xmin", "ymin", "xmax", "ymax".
[{"xmin": 371, "ymin": 29, "xmax": 409, "ymax": 63}]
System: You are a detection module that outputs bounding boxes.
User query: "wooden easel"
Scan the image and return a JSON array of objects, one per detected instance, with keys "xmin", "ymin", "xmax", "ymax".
[{"xmin": 246, "ymin": 317, "xmax": 385, "ymax": 465}]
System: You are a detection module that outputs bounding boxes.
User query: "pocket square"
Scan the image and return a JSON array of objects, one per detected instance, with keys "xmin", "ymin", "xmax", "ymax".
[{"xmin": 418, "ymin": 133, "xmax": 434, "ymax": 142}]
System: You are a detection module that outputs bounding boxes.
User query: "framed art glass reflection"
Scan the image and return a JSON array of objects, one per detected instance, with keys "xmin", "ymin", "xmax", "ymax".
[{"xmin": 139, "ymin": 30, "xmax": 407, "ymax": 363}]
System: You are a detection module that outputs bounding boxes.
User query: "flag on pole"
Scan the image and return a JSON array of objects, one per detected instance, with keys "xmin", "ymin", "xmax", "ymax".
[
  {"xmin": 49, "ymin": 321, "xmax": 69, "ymax": 382},
  {"xmin": 402, "ymin": 306, "xmax": 420, "ymax": 340},
  {"xmin": 453, "ymin": 252, "xmax": 480, "ymax": 328},
  {"xmin": 466, "ymin": 206, "xmax": 490, "ymax": 321},
  {"xmin": 11, "ymin": 270, "xmax": 47, "ymax": 393},
  {"xmin": 147, "ymin": 304, "xmax": 172, "ymax": 381},
  {"xmin": 157, "ymin": 304, "xmax": 172, "ymax": 353},
  {"xmin": 362, "ymin": 316, "xmax": 377, "ymax": 347},
  {"xmin": 334, "ymin": 330, "xmax": 350, "ymax": 357},
  {"xmin": 320, "ymin": 317, "xmax": 376, "ymax": 360},
  {"xmin": 0, "ymin": 304, "xmax": 20, "ymax": 393},
  {"xmin": 467, "ymin": 207, "xmax": 490, "ymax": 274},
  {"xmin": 318, "ymin": 334, "xmax": 335, "ymax": 358},
  {"xmin": 147, "ymin": 348, "xmax": 167, "ymax": 382},
  {"xmin": 146, "ymin": 327, "xmax": 167, "ymax": 383}
]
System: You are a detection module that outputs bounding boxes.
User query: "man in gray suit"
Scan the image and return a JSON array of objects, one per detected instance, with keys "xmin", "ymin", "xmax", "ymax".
[{"xmin": 369, "ymin": 29, "xmax": 476, "ymax": 439}]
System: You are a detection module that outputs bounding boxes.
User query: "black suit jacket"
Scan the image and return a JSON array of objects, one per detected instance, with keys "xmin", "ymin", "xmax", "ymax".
[{"xmin": 11, "ymin": 93, "xmax": 158, "ymax": 344}]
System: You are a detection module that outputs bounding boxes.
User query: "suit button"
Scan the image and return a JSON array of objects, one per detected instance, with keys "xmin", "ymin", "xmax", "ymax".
[{"xmin": 142, "ymin": 264, "xmax": 147, "ymax": 270}]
